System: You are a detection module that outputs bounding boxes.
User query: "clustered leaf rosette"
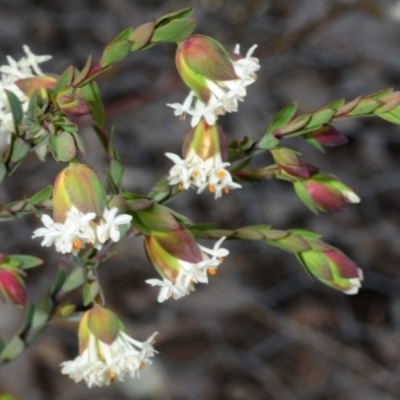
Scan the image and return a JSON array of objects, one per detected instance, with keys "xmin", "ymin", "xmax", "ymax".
[
  {"xmin": 32, "ymin": 162, "xmax": 132, "ymax": 254},
  {"xmin": 297, "ymin": 241, "xmax": 363, "ymax": 295},
  {"xmin": 294, "ymin": 173, "xmax": 360, "ymax": 214},
  {"xmin": 165, "ymin": 119, "xmax": 241, "ymax": 198},
  {"xmin": 60, "ymin": 306, "xmax": 157, "ymax": 387},
  {"xmin": 145, "ymin": 227, "xmax": 229, "ymax": 302},
  {"xmin": 0, "ymin": 46, "xmax": 52, "ymax": 139},
  {"xmin": 168, "ymin": 34, "xmax": 260, "ymax": 127}
]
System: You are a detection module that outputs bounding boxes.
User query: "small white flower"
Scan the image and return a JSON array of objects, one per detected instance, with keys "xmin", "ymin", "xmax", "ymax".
[
  {"xmin": 33, "ymin": 206, "xmax": 131, "ymax": 254},
  {"xmin": 60, "ymin": 330, "xmax": 158, "ymax": 388},
  {"xmin": 165, "ymin": 151, "xmax": 241, "ymax": 198},
  {"xmin": 0, "ymin": 45, "xmax": 51, "ymax": 144},
  {"xmin": 146, "ymin": 238, "xmax": 229, "ymax": 302},
  {"xmin": 97, "ymin": 207, "xmax": 132, "ymax": 243},
  {"xmin": 168, "ymin": 43, "xmax": 259, "ymax": 125}
]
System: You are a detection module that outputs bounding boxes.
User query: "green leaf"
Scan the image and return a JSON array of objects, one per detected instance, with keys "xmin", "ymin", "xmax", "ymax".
[
  {"xmin": 17, "ymin": 302, "xmax": 35, "ymax": 337},
  {"xmin": 49, "ymin": 269, "xmax": 68, "ymax": 297},
  {"xmin": 10, "ymin": 138, "xmax": 30, "ymax": 163},
  {"xmin": 49, "ymin": 131, "xmax": 76, "ymax": 162},
  {"xmin": 109, "ymin": 27, "xmax": 134, "ymax": 44},
  {"xmin": 5, "ymin": 90, "xmax": 23, "ymax": 127},
  {"xmin": 61, "ymin": 267, "xmax": 85, "ymax": 294},
  {"xmin": 83, "ymin": 281, "xmax": 101, "ymax": 306},
  {"xmin": 1, "ymin": 336, "xmax": 25, "ymax": 361},
  {"xmin": 375, "ymin": 111, "xmax": 400, "ymax": 125},
  {"xmin": 110, "ymin": 159, "xmax": 123, "ymax": 186},
  {"xmin": 0, "ymin": 162, "xmax": 7, "ymax": 184},
  {"xmin": 28, "ymin": 185, "xmax": 53, "ymax": 205},
  {"xmin": 155, "ymin": 7, "xmax": 194, "ymax": 27},
  {"xmin": 81, "ymin": 82, "xmax": 105, "ymax": 127},
  {"xmin": 53, "ymin": 66, "xmax": 74, "ymax": 93},
  {"xmin": 257, "ymin": 132, "xmax": 280, "ymax": 150},
  {"xmin": 266, "ymin": 102, "xmax": 297, "ymax": 134},
  {"xmin": 322, "ymin": 99, "xmax": 345, "ymax": 111},
  {"xmin": 9, "ymin": 255, "xmax": 43, "ymax": 269},
  {"xmin": 100, "ymin": 39, "xmax": 132, "ymax": 68},
  {"xmin": 130, "ymin": 21, "xmax": 155, "ymax": 51},
  {"xmin": 135, "ymin": 204, "xmax": 180, "ymax": 232},
  {"xmin": 348, "ymin": 98, "xmax": 380, "ymax": 115},
  {"xmin": 307, "ymin": 109, "xmax": 335, "ymax": 129},
  {"xmin": 151, "ymin": 18, "xmax": 197, "ymax": 43},
  {"xmin": 70, "ymin": 130, "xmax": 85, "ymax": 155},
  {"xmin": 31, "ymin": 295, "xmax": 53, "ymax": 329}
]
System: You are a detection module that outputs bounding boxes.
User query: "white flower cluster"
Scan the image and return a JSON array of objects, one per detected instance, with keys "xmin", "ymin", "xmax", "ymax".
[
  {"xmin": 32, "ymin": 207, "xmax": 132, "ymax": 254},
  {"xmin": 0, "ymin": 45, "xmax": 51, "ymax": 139},
  {"xmin": 167, "ymin": 44, "xmax": 260, "ymax": 127},
  {"xmin": 61, "ymin": 331, "xmax": 158, "ymax": 387},
  {"xmin": 165, "ymin": 152, "xmax": 241, "ymax": 199},
  {"xmin": 146, "ymin": 237, "xmax": 229, "ymax": 302}
]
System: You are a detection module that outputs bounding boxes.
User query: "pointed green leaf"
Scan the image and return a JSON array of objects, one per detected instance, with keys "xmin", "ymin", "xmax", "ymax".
[
  {"xmin": 293, "ymin": 181, "xmax": 318, "ymax": 214},
  {"xmin": 10, "ymin": 138, "xmax": 30, "ymax": 163},
  {"xmin": 53, "ymin": 66, "xmax": 74, "ymax": 93},
  {"xmin": 1, "ymin": 336, "xmax": 25, "ymax": 361},
  {"xmin": 83, "ymin": 281, "xmax": 101, "ymax": 306},
  {"xmin": 156, "ymin": 8, "xmax": 194, "ymax": 27},
  {"xmin": 60, "ymin": 267, "xmax": 84, "ymax": 294},
  {"xmin": 28, "ymin": 185, "xmax": 53, "ymax": 205},
  {"xmin": 49, "ymin": 131, "xmax": 76, "ymax": 162},
  {"xmin": 266, "ymin": 102, "xmax": 297, "ymax": 134},
  {"xmin": 307, "ymin": 109, "xmax": 335, "ymax": 129},
  {"xmin": 31, "ymin": 294, "xmax": 53, "ymax": 329},
  {"xmin": 151, "ymin": 18, "xmax": 197, "ymax": 43},
  {"xmin": 5, "ymin": 90, "xmax": 23, "ymax": 126},
  {"xmin": 9, "ymin": 255, "xmax": 43, "ymax": 269},
  {"xmin": 257, "ymin": 132, "xmax": 280, "ymax": 150},
  {"xmin": 130, "ymin": 21, "xmax": 156, "ymax": 51},
  {"xmin": 100, "ymin": 39, "xmax": 132, "ymax": 68}
]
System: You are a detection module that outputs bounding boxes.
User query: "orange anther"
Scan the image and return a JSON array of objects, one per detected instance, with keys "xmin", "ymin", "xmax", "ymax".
[
  {"xmin": 178, "ymin": 183, "xmax": 184, "ymax": 191},
  {"xmin": 73, "ymin": 240, "xmax": 81, "ymax": 249},
  {"xmin": 224, "ymin": 188, "xmax": 230, "ymax": 194},
  {"xmin": 109, "ymin": 371, "xmax": 116, "ymax": 382},
  {"xmin": 208, "ymin": 268, "xmax": 217, "ymax": 275},
  {"xmin": 208, "ymin": 184, "xmax": 215, "ymax": 193},
  {"xmin": 193, "ymin": 170, "xmax": 199, "ymax": 177},
  {"xmin": 217, "ymin": 170, "xmax": 225, "ymax": 179}
]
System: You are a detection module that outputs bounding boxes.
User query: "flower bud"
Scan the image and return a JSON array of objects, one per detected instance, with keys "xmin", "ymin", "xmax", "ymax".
[
  {"xmin": 298, "ymin": 245, "xmax": 363, "ymax": 294},
  {"xmin": 55, "ymin": 87, "xmax": 90, "ymax": 117},
  {"xmin": 270, "ymin": 147, "xmax": 309, "ymax": 179},
  {"xmin": 53, "ymin": 162, "xmax": 106, "ymax": 223},
  {"xmin": 0, "ymin": 269, "xmax": 26, "ymax": 306},
  {"xmin": 308, "ymin": 125, "xmax": 348, "ymax": 147},
  {"xmin": 176, "ymin": 34, "xmax": 237, "ymax": 103},
  {"xmin": 294, "ymin": 173, "xmax": 360, "ymax": 213}
]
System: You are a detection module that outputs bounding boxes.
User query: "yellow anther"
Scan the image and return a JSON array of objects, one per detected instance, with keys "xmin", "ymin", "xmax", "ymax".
[
  {"xmin": 208, "ymin": 268, "xmax": 217, "ymax": 275},
  {"xmin": 178, "ymin": 183, "xmax": 184, "ymax": 191},
  {"xmin": 73, "ymin": 240, "xmax": 82, "ymax": 249}
]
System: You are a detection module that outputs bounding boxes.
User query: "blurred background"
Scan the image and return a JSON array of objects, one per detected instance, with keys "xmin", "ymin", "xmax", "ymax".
[{"xmin": 1, "ymin": 0, "xmax": 400, "ymax": 399}]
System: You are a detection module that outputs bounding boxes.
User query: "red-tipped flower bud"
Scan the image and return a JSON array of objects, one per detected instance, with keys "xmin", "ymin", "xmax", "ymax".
[
  {"xmin": 270, "ymin": 147, "xmax": 309, "ymax": 179},
  {"xmin": 298, "ymin": 245, "xmax": 363, "ymax": 294},
  {"xmin": 294, "ymin": 173, "xmax": 360, "ymax": 213},
  {"xmin": 0, "ymin": 269, "xmax": 26, "ymax": 306}
]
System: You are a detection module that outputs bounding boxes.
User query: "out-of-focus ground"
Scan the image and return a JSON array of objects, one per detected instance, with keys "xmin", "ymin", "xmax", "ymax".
[{"xmin": 1, "ymin": 1, "xmax": 400, "ymax": 399}]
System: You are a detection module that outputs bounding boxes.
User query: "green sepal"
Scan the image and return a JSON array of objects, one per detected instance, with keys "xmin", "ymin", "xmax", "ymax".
[
  {"xmin": 293, "ymin": 180, "xmax": 318, "ymax": 214},
  {"xmin": 134, "ymin": 204, "xmax": 180, "ymax": 232}
]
